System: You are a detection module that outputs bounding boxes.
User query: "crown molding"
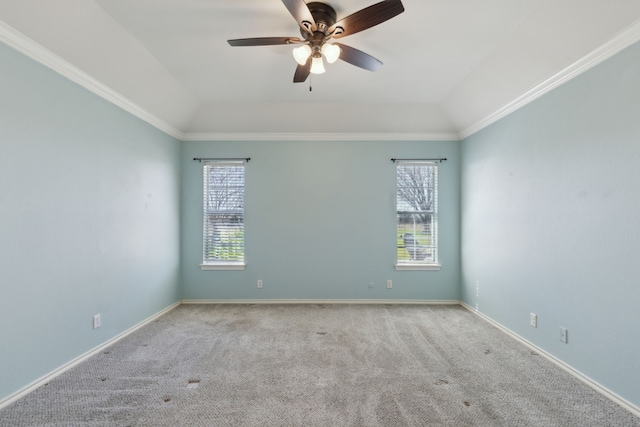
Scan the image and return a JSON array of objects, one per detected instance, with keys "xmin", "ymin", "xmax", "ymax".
[
  {"xmin": 180, "ymin": 132, "xmax": 460, "ymax": 142},
  {"xmin": 6, "ymin": 13, "xmax": 640, "ymax": 144},
  {"xmin": 0, "ymin": 23, "xmax": 458, "ymax": 144},
  {"xmin": 459, "ymin": 18, "xmax": 640, "ymax": 140},
  {"xmin": 0, "ymin": 20, "xmax": 184, "ymax": 140}
]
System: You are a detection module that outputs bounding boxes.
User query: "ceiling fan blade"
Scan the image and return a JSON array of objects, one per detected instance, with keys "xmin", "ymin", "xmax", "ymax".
[
  {"xmin": 281, "ymin": 0, "xmax": 316, "ymax": 33},
  {"xmin": 328, "ymin": 0, "xmax": 404, "ymax": 39},
  {"xmin": 228, "ymin": 37, "xmax": 302, "ymax": 47},
  {"xmin": 334, "ymin": 43, "xmax": 382, "ymax": 71},
  {"xmin": 293, "ymin": 58, "xmax": 311, "ymax": 83}
]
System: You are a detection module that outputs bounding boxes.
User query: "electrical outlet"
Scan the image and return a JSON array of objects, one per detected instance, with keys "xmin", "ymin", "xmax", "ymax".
[
  {"xmin": 93, "ymin": 314, "xmax": 101, "ymax": 329},
  {"xmin": 559, "ymin": 327, "xmax": 568, "ymax": 343},
  {"xmin": 387, "ymin": 280, "xmax": 393, "ymax": 289},
  {"xmin": 530, "ymin": 313, "xmax": 537, "ymax": 328},
  {"xmin": 257, "ymin": 279, "xmax": 263, "ymax": 289}
]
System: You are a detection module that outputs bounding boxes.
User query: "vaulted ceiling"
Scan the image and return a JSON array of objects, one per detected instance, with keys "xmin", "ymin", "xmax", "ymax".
[{"xmin": 2, "ymin": 0, "xmax": 640, "ymax": 140}]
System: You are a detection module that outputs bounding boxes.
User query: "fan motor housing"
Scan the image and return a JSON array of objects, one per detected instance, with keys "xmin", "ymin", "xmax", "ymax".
[{"xmin": 305, "ymin": 2, "xmax": 337, "ymax": 34}]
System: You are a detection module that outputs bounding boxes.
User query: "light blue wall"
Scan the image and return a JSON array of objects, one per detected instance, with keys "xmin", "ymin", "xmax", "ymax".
[
  {"xmin": 5, "ymin": 16, "xmax": 638, "ymax": 412},
  {"xmin": 0, "ymin": 43, "xmax": 182, "ymax": 400},
  {"xmin": 460, "ymin": 42, "xmax": 640, "ymax": 406},
  {"xmin": 181, "ymin": 140, "xmax": 460, "ymax": 301}
]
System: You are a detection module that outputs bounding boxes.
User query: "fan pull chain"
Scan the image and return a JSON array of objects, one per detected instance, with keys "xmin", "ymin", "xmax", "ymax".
[{"xmin": 309, "ymin": 74, "xmax": 312, "ymax": 92}]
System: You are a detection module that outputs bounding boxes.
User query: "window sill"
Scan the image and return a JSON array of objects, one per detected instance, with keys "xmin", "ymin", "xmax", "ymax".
[
  {"xmin": 200, "ymin": 263, "xmax": 246, "ymax": 271},
  {"xmin": 395, "ymin": 263, "xmax": 441, "ymax": 271}
]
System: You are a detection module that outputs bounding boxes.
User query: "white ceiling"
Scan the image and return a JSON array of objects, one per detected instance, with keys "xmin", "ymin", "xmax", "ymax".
[{"xmin": 2, "ymin": 0, "xmax": 640, "ymax": 140}]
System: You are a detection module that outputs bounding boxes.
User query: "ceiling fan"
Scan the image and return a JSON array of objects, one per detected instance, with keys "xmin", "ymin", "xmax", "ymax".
[{"xmin": 228, "ymin": 0, "xmax": 405, "ymax": 83}]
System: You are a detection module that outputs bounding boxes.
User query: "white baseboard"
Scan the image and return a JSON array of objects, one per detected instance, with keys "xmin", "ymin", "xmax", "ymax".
[
  {"xmin": 1, "ymin": 299, "xmax": 456, "ymax": 408},
  {"xmin": 460, "ymin": 301, "xmax": 640, "ymax": 419},
  {"xmin": 8, "ymin": 299, "xmax": 636, "ymax": 419},
  {"xmin": 181, "ymin": 299, "xmax": 460, "ymax": 305},
  {"xmin": 0, "ymin": 301, "xmax": 181, "ymax": 410}
]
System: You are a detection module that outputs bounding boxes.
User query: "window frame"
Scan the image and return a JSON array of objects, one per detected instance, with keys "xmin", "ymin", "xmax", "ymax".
[
  {"xmin": 395, "ymin": 161, "xmax": 441, "ymax": 271},
  {"xmin": 200, "ymin": 160, "xmax": 246, "ymax": 271}
]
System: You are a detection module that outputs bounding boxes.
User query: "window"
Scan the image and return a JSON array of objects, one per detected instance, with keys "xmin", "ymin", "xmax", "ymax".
[
  {"xmin": 201, "ymin": 161, "xmax": 245, "ymax": 270},
  {"xmin": 396, "ymin": 161, "xmax": 440, "ymax": 270}
]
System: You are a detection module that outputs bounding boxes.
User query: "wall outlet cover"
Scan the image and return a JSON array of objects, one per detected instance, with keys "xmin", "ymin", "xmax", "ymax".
[{"xmin": 559, "ymin": 327, "xmax": 568, "ymax": 343}]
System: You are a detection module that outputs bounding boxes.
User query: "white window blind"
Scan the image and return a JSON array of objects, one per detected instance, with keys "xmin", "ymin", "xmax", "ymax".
[
  {"xmin": 396, "ymin": 161, "xmax": 438, "ymax": 265},
  {"xmin": 202, "ymin": 161, "xmax": 245, "ymax": 266}
]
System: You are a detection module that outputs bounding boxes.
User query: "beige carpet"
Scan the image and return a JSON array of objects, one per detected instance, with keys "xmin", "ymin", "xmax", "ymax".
[{"xmin": 1, "ymin": 304, "xmax": 638, "ymax": 426}]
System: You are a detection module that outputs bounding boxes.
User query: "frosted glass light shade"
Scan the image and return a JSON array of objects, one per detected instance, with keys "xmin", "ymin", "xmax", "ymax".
[
  {"xmin": 292, "ymin": 45, "xmax": 312, "ymax": 65},
  {"xmin": 321, "ymin": 43, "xmax": 340, "ymax": 64},
  {"xmin": 310, "ymin": 56, "xmax": 326, "ymax": 74}
]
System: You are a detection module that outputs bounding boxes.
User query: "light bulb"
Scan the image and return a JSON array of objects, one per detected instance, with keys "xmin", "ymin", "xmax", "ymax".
[
  {"xmin": 292, "ymin": 45, "xmax": 312, "ymax": 66},
  {"xmin": 321, "ymin": 43, "xmax": 340, "ymax": 64},
  {"xmin": 310, "ymin": 56, "xmax": 326, "ymax": 74}
]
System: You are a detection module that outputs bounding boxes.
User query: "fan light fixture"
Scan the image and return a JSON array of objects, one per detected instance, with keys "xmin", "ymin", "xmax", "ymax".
[
  {"xmin": 321, "ymin": 43, "xmax": 340, "ymax": 64},
  {"xmin": 292, "ymin": 45, "xmax": 312, "ymax": 65},
  {"xmin": 292, "ymin": 43, "xmax": 340, "ymax": 74},
  {"xmin": 310, "ymin": 56, "xmax": 326, "ymax": 74}
]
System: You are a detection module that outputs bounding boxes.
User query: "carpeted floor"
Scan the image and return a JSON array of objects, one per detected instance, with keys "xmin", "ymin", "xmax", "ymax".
[{"xmin": 1, "ymin": 304, "xmax": 638, "ymax": 426}]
